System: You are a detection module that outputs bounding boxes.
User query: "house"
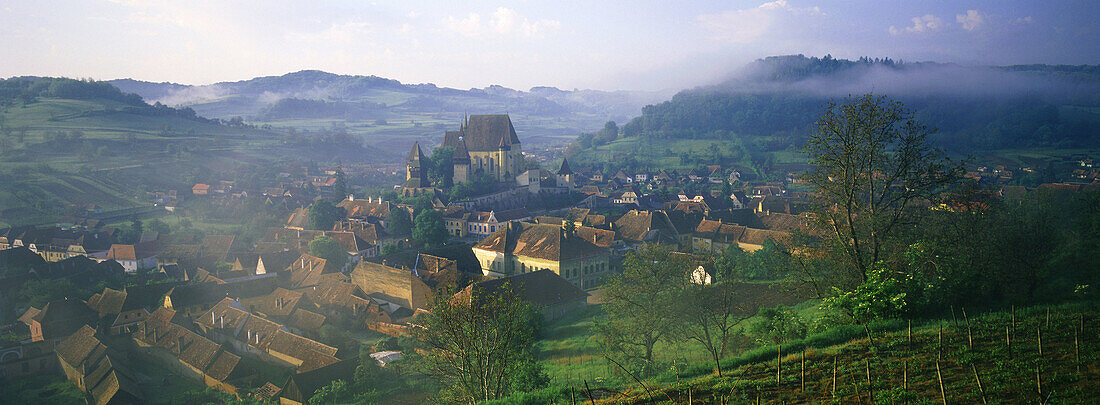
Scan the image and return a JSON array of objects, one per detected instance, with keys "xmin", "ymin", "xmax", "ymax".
[
  {"xmin": 27, "ymin": 298, "xmax": 98, "ymax": 345},
  {"xmin": 465, "ymin": 208, "xmax": 531, "ymax": 238},
  {"xmin": 196, "ymin": 298, "xmax": 339, "ymax": 373},
  {"xmin": 86, "ymin": 284, "xmax": 175, "ymax": 335},
  {"xmin": 192, "ymin": 183, "xmax": 211, "ymax": 195},
  {"xmin": 692, "ymin": 219, "xmax": 746, "ymax": 253},
  {"xmin": 56, "ymin": 325, "xmax": 143, "ymax": 404},
  {"xmin": 472, "ymin": 222, "xmax": 610, "ymax": 289},
  {"xmin": 350, "ymin": 260, "xmax": 440, "ymax": 312},
  {"xmin": 457, "ymin": 269, "xmax": 588, "ymax": 320},
  {"xmin": 613, "ymin": 209, "xmax": 680, "ymax": 246},
  {"xmin": 105, "ymin": 242, "xmax": 158, "ymax": 273},
  {"xmin": 133, "ymin": 307, "xmax": 245, "ymax": 395}
]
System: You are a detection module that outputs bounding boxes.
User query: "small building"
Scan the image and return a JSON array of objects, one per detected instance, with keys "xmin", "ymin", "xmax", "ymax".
[{"xmin": 105, "ymin": 242, "xmax": 158, "ymax": 274}]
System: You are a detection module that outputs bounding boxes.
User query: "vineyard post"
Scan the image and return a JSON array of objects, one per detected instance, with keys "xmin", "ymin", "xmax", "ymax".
[
  {"xmin": 908, "ymin": 320, "xmax": 912, "ymax": 344},
  {"xmin": 1006, "ymin": 324, "xmax": 1012, "ymax": 358},
  {"xmin": 938, "ymin": 324, "xmax": 943, "ymax": 359},
  {"xmin": 1045, "ymin": 307, "xmax": 1050, "ymax": 328},
  {"xmin": 1035, "ymin": 365, "xmax": 1043, "ymax": 404},
  {"xmin": 1011, "ymin": 305, "xmax": 1016, "ymax": 337},
  {"xmin": 936, "ymin": 360, "xmax": 947, "ymax": 405},
  {"xmin": 832, "ymin": 356, "xmax": 837, "ymax": 399},
  {"xmin": 851, "ymin": 369, "xmax": 863, "ymax": 405},
  {"xmin": 972, "ymin": 364, "xmax": 987, "ymax": 404},
  {"xmin": 951, "ymin": 306, "xmax": 959, "ymax": 329},
  {"xmin": 1074, "ymin": 327, "xmax": 1080, "ymax": 375},
  {"xmin": 865, "ymin": 358, "xmax": 873, "ymax": 403},
  {"xmin": 777, "ymin": 345, "xmax": 782, "ymax": 386},
  {"xmin": 963, "ymin": 307, "xmax": 973, "ymax": 349},
  {"xmin": 1037, "ymin": 325, "xmax": 1043, "ymax": 357},
  {"xmin": 903, "ymin": 359, "xmax": 908, "ymax": 390},
  {"xmin": 800, "ymin": 350, "xmax": 806, "ymax": 393}
]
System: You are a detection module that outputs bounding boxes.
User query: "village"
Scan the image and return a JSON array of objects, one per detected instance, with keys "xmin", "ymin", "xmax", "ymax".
[{"xmin": 0, "ymin": 114, "xmax": 1098, "ymax": 404}]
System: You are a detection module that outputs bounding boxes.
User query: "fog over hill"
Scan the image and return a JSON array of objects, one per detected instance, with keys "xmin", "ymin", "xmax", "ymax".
[{"xmin": 109, "ymin": 71, "xmax": 668, "ymax": 131}]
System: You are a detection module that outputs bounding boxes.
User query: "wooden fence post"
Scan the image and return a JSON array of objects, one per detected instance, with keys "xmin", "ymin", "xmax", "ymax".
[
  {"xmin": 908, "ymin": 319, "xmax": 913, "ymax": 344},
  {"xmin": 936, "ymin": 360, "xmax": 948, "ymax": 405},
  {"xmin": 972, "ymin": 364, "xmax": 987, "ymax": 404},
  {"xmin": 951, "ymin": 306, "xmax": 959, "ymax": 329}
]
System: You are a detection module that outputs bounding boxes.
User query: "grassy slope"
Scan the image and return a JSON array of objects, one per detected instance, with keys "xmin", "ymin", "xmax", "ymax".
[
  {"xmin": 603, "ymin": 301, "xmax": 1099, "ymax": 405},
  {"xmin": 0, "ymin": 97, "xmax": 279, "ymax": 226}
]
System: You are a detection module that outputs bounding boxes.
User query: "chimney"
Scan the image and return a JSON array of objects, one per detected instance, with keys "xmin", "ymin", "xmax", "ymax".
[
  {"xmin": 255, "ymin": 333, "xmax": 261, "ymax": 344},
  {"xmin": 211, "ymin": 311, "xmax": 216, "ymax": 324},
  {"xmin": 247, "ymin": 329, "xmax": 252, "ymax": 341},
  {"xmin": 348, "ymin": 194, "xmax": 354, "ymax": 201},
  {"xmin": 220, "ymin": 316, "xmax": 224, "ymax": 328}
]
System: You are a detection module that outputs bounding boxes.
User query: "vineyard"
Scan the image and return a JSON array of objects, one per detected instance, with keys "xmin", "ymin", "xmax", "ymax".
[{"xmin": 580, "ymin": 302, "xmax": 1099, "ymax": 404}]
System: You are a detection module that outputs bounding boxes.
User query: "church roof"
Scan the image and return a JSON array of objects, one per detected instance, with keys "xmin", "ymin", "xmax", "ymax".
[
  {"xmin": 557, "ymin": 158, "xmax": 573, "ymax": 175},
  {"xmin": 451, "ymin": 114, "xmax": 520, "ymax": 152},
  {"xmin": 443, "ymin": 131, "xmax": 471, "ymax": 163},
  {"xmin": 406, "ymin": 142, "xmax": 426, "ymax": 165}
]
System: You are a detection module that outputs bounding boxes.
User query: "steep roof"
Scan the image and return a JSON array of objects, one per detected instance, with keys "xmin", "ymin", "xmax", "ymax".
[
  {"xmin": 406, "ymin": 141, "xmax": 426, "ymax": 165},
  {"xmin": 55, "ymin": 325, "xmax": 102, "ymax": 368},
  {"xmin": 286, "ymin": 308, "xmax": 326, "ymax": 332},
  {"xmin": 557, "ymin": 158, "xmax": 573, "ymax": 175},
  {"xmin": 454, "ymin": 114, "xmax": 520, "ymax": 152},
  {"xmin": 474, "ymin": 222, "xmax": 607, "ymax": 262},
  {"xmin": 614, "ymin": 210, "xmax": 678, "ymax": 243},
  {"xmin": 442, "ymin": 131, "xmax": 471, "ymax": 163},
  {"xmin": 34, "ymin": 298, "xmax": 98, "ymax": 340},
  {"xmin": 463, "ymin": 269, "xmax": 588, "ymax": 308}
]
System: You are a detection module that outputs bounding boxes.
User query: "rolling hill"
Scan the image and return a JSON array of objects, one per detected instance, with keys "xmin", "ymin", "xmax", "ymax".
[{"xmin": 110, "ymin": 71, "xmax": 669, "ymax": 155}]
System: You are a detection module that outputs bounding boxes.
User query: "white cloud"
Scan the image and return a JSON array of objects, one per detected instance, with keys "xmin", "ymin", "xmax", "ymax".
[
  {"xmin": 290, "ymin": 21, "xmax": 373, "ymax": 43},
  {"xmin": 445, "ymin": 12, "xmax": 481, "ymax": 37},
  {"xmin": 890, "ymin": 14, "xmax": 944, "ymax": 35},
  {"xmin": 957, "ymin": 10, "xmax": 984, "ymax": 31},
  {"xmin": 1015, "ymin": 16, "xmax": 1033, "ymax": 24},
  {"xmin": 445, "ymin": 8, "xmax": 559, "ymax": 39},
  {"xmin": 406, "ymin": 11, "xmax": 421, "ymax": 19},
  {"xmin": 697, "ymin": 0, "xmax": 823, "ymax": 44}
]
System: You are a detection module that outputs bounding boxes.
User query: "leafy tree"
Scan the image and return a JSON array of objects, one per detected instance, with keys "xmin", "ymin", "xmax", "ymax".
[
  {"xmin": 429, "ymin": 146, "xmax": 454, "ymax": 188},
  {"xmin": 412, "ymin": 210, "xmax": 447, "ymax": 247},
  {"xmin": 386, "ymin": 208, "xmax": 412, "ymax": 237},
  {"xmin": 309, "ymin": 235, "xmax": 348, "ymax": 271},
  {"xmin": 749, "ymin": 305, "xmax": 809, "ymax": 344},
  {"xmin": 22, "ymin": 279, "xmax": 79, "ymax": 308},
  {"xmin": 416, "ymin": 285, "xmax": 547, "ymax": 403},
  {"xmin": 308, "ymin": 379, "xmax": 350, "ymax": 405},
  {"xmin": 307, "ymin": 200, "xmax": 341, "ymax": 230},
  {"xmin": 595, "ymin": 244, "xmax": 688, "ymax": 373},
  {"xmin": 802, "ymin": 94, "xmax": 964, "ymax": 286}
]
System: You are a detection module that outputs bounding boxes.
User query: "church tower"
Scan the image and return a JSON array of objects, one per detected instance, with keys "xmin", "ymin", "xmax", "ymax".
[{"xmin": 405, "ymin": 141, "xmax": 430, "ymax": 188}]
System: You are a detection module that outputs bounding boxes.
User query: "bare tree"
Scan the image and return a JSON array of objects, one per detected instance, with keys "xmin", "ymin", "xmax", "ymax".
[
  {"xmin": 803, "ymin": 94, "xmax": 964, "ymax": 286},
  {"xmin": 676, "ymin": 281, "xmax": 752, "ymax": 377}
]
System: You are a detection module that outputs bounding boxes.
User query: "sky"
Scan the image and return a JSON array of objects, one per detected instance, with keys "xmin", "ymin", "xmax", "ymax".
[{"xmin": 0, "ymin": 0, "xmax": 1096, "ymax": 91}]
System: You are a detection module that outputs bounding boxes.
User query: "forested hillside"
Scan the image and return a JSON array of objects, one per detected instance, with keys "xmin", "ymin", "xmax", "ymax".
[{"xmin": 605, "ymin": 55, "xmax": 1100, "ymax": 153}]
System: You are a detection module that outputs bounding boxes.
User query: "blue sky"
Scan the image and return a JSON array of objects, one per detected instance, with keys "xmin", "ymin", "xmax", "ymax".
[{"xmin": 0, "ymin": 1, "xmax": 1096, "ymax": 91}]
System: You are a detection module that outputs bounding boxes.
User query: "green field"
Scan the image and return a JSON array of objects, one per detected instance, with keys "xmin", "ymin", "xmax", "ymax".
[{"xmin": 0, "ymin": 97, "xmax": 288, "ymax": 226}]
